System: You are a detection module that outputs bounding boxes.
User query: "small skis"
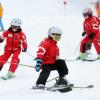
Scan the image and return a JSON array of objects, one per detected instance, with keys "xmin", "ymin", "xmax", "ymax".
[
  {"xmin": 0, "ymin": 76, "xmax": 15, "ymax": 80},
  {"xmin": 0, "ymin": 76, "xmax": 9, "ymax": 80},
  {"xmin": 66, "ymin": 57, "xmax": 98, "ymax": 62},
  {"xmin": 32, "ymin": 84, "xmax": 73, "ymax": 93},
  {"xmin": 0, "ymin": 76, "xmax": 10, "ymax": 80},
  {"xmin": 32, "ymin": 84, "xmax": 94, "ymax": 93},
  {"xmin": 72, "ymin": 85, "xmax": 94, "ymax": 89},
  {"xmin": 46, "ymin": 84, "xmax": 94, "ymax": 93},
  {"xmin": 46, "ymin": 84, "xmax": 73, "ymax": 93}
]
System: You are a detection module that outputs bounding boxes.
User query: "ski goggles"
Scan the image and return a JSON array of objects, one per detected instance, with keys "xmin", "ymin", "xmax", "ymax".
[
  {"xmin": 83, "ymin": 13, "xmax": 88, "ymax": 17},
  {"xmin": 52, "ymin": 33, "xmax": 61, "ymax": 41},
  {"xmin": 11, "ymin": 25, "xmax": 20, "ymax": 29}
]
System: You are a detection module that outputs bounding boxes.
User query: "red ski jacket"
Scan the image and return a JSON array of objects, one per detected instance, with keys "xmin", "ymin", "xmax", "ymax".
[
  {"xmin": 83, "ymin": 16, "xmax": 100, "ymax": 35},
  {"xmin": 37, "ymin": 38, "xmax": 59, "ymax": 65},
  {"xmin": 2, "ymin": 30, "xmax": 27, "ymax": 51}
]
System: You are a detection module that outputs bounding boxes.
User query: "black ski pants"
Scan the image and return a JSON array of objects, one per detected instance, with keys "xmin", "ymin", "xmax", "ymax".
[{"xmin": 36, "ymin": 59, "xmax": 68, "ymax": 85}]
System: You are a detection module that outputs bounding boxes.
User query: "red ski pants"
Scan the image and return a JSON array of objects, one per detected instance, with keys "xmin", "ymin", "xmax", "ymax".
[
  {"xmin": 0, "ymin": 49, "xmax": 21, "ymax": 73},
  {"xmin": 80, "ymin": 34, "xmax": 100, "ymax": 54}
]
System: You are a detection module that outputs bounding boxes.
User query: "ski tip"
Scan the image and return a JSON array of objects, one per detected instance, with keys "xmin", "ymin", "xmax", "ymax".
[
  {"xmin": 0, "ymin": 76, "xmax": 8, "ymax": 80},
  {"xmin": 87, "ymin": 85, "xmax": 94, "ymax": 88}
]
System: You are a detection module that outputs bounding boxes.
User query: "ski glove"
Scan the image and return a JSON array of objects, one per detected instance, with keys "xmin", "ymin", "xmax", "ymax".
[
  {"xmin": 0, "ymin": 36, "xmax": 4, "ymax": 43},
  {"xmin": 36, "ymin": 58, "xmax": 42, "ymax": 72},
  {"xmin": 88, "ymin": 33, "xmax": 95, "ymax": 39},
  {"xmin": 82, "ymin": 32, "xmax": 86, "ymax": 37},
  {"xmin": 22, "ymin": 48, "xmax": 27, "ymax": 52}
]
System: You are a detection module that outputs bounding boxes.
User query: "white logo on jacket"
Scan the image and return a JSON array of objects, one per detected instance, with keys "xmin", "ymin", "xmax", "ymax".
[{"xmin": 8, "ymin": 34, "xmax": 13, "ymax": 37}]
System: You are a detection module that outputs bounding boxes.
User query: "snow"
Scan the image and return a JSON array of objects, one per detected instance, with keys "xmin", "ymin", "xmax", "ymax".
[{"xmin": 0, "ymin": 0, "xmax": 100, "ymax": 100}]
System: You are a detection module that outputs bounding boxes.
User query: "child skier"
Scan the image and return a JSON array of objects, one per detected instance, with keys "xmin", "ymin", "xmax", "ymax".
[
  {"xmin": 79, "ymin": 8, "xmax": 100, "ymax": 60},
  {"xmin": 33, "ymin": 27, "xmax": 70, "ymax": 90},
  {"xmin": 0, "ymin": 18, "xmax": 27, "ymax": 79}
]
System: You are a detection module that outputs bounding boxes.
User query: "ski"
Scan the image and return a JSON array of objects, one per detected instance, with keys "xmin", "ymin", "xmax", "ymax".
[
  {"xmin": 66, "ymin": 57, "xmax": 98, "ymax": 62},
  {"xmin": 0, "ymin": 76, "xmax": 15, "ymax": 80},
  {"xmin": 46, "ymin": 84, "xmax": 94, "ymax": 92},
  {"xmin": 0, "ymin": 76, "xmax": 9, "ymax": 80},
  {"xmin": 0, "ymin": 77, "xmax": 4, "ymax": 80},
  {"xmin": 65, "ymin": 54, "xmax": 100, "ymax": 62},
  {"xmin": 46, "ymin": 85, "xmax": 72, "ymax": 93},
  {"xmin": 32, "ymin": 84, "xmax": 94, "ymax": 93},
  {"xmin": 32, "ymin": 84, "xmax": 73, "ymax": 93},
  {"xmin": 72, "ymin": 85, "xmax": 94, "ymax": 89}
]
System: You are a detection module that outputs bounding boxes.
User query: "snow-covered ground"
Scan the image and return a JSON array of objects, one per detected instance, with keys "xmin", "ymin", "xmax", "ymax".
[{"xmin": 0, "ymin": 0, "xmax": 100, "ymax": 100}]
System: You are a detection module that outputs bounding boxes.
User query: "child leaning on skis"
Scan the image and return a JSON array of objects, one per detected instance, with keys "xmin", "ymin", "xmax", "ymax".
[{"xmin": 33, "ymin": 27, "xmax": 71, "ymax": 89}]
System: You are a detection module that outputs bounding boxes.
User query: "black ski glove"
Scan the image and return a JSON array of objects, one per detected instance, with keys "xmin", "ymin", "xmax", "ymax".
[
  {"xmin": 0, "ymin": 36, "xmax": 4, "ymax": 43},
  {"xmin": 88, "ymin": 33, "xmax": 95, "ymax": 39},
  {"xmin": 82, "ymin": 32, "xmax": 86, "ymax": 37},
  {"xmin": 22, "ymin": 48, "xmax": 27, "ymax": 52}
]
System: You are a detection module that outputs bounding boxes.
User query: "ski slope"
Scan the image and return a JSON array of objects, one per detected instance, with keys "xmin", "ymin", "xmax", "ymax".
[{"xmin": 0, "ymin": 0, "xmax": 100, "ymax": 100}]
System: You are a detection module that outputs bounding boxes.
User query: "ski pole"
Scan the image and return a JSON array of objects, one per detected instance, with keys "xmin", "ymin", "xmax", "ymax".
[
  {"xmin": 47, "ymin": 76, "xmax": 59, "ymax": 83},
  {"xmin": 18, "ymin": 63, "xmax": 35, "ymax": 68},
  {"xmin": 74, "ymin": 37, "xmax": 83, "ymax": 55},
  {"xmin": 74, "ymin": 41, "xmax": 81, "ymax": 54},
  {"xmin": 25, "ymin": 51, "xmax": 36, "ymax": 60},
  {"xmin": 0, "ymin": 60, "xmax": 35, "ymax": 68},
  {"xmin": 64, "ymin": 59, "xmax": 76, "ymax": 62}
]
